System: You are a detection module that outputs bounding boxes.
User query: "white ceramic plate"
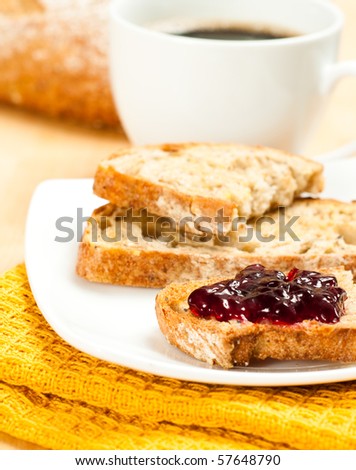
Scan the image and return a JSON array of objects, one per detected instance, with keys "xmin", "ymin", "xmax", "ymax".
[{"xmin": 25, "ymin": 160, "xmax": 356, "ymax": 386}]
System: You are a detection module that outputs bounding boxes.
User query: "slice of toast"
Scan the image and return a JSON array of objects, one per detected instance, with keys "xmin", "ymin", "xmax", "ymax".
[
  {"xmin": 155, "ymin": 268, "xmax": 356, "ymax": 367},
  {"xmin": 76, "ymin": 199, "xmax": 356, "ymax": 288},
  {"xmin": 93, "ymin": 143, "xmax": 323, "ymax": 233}
]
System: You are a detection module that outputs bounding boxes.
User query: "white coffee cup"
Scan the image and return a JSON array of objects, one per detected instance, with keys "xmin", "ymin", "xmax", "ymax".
[{"xmin": 109, "ymin": 0, "xmax": 356, "ymax": 152}]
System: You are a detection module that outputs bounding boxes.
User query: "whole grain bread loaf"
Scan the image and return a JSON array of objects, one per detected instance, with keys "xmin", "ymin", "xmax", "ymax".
[
  {"xmin": 0, "ymin": 0, "xmax": 118, "ymax": 127},
  {"xmin": 155, "ymin": 268, "xmax": 356, "ymax": 367}
]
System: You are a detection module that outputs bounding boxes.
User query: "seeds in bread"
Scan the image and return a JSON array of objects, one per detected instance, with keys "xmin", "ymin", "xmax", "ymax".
[
  {"xmin": 155, "ymin": 268, "xmax": 356, "ymax": 367},
  {"xmin": 76, "ymin": 199, "xmax": 356, "ymax": 288},
  {"xmin": 94, "ymin": 143, "xmax": 323, "ymax": 233}
]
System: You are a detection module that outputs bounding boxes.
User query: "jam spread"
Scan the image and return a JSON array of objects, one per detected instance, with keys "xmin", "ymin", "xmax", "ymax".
[{"xmin": 188, "ymin": 265, "xmax": 347, "ymax": 325}]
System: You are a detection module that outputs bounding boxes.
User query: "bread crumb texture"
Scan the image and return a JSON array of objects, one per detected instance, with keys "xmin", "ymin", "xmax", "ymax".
[{"xmin": 98, "ymin": 143, "xmax": 323, "ymax": 220}]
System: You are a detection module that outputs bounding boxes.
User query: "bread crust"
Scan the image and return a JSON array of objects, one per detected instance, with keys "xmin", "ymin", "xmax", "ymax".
[
  {"xmin": 94, "ymin": 164, "xmax": 237, "ymax": 226},
  {"xmin": 93, "ymin": 143, "xmax": 324, "ymax": 230},
  {"xmin": 155, "ymin": 276, "xmax": 356, "ymax": 367},
  {"xmin": 76, "ymin": 234, "xmax": 356, "ymax": 288},
  {"xmin": 76, "ymin": 199, "xmax": 356, "ymax": 288},
  {"xmin": 0, "ymin": 0, "xmax": 119, "ymax": 127},
  {"xmin": 77, "ymin": 241, "xmax": 200, "ymax": 289}
]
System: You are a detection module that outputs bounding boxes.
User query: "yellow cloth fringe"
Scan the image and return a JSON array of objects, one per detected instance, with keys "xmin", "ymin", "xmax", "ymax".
[{"xmin": 0, "ymin": 264, "xmax": 356, "ymax": 450}]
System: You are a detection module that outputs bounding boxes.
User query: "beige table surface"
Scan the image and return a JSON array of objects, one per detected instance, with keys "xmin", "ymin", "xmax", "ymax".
[{"xmin": 0, "ymin": 0, "xmax": 355, "ymax": 451}]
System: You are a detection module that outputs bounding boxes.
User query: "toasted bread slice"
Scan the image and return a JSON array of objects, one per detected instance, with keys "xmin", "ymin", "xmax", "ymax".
[
  {"xmin": 155, "ymin": 268, "xmax": 356, "ymax": 367},
  {"xmin": 93, "ymin": 143, "xmax": 323, "ymax": 233},
  {"xmin": 76, "ymin": 199, "xmax": 356, "ymax": 288}
]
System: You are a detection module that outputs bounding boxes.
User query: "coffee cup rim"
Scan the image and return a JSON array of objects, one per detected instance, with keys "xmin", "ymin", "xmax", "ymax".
[{"xmin": 110, "ymin": 0, "xmax": 344, "ymax": 47}]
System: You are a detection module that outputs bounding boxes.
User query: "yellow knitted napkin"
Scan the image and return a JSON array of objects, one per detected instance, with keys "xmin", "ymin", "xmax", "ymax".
[{"xmin": 1, "ymin": 265, "xmax": 356, "ymax": 450}]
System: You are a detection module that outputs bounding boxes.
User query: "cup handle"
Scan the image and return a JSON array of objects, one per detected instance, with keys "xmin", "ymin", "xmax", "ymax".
[{"xmin": 322, "ymin": 60, "xmax": 356, "ymax": 93}]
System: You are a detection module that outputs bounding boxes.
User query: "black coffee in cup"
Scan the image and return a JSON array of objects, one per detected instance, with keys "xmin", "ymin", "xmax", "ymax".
[
  {"xmin": 171, "ymin": 25, "xmax": 296, "ymax": 41},
  {"xmin": 150, "ymin": 19, "xmax": 298, "ymax": 41}
]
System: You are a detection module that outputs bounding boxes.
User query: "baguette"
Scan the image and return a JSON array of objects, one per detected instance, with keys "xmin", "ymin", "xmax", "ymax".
[
  {"xmin": 0, "ymin": 0, "xmax": 118, "ymax": 127},
  {"xmin": 76, "ymin": 198, "xmax": 356, "ymax": 288},
  {"xmin": 94, "ymin": 143, "xmax": 323, "ymax": 233},
  {"xmin": 155, "ymin": 268, "xmax": 356, "ymax": 367}
]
